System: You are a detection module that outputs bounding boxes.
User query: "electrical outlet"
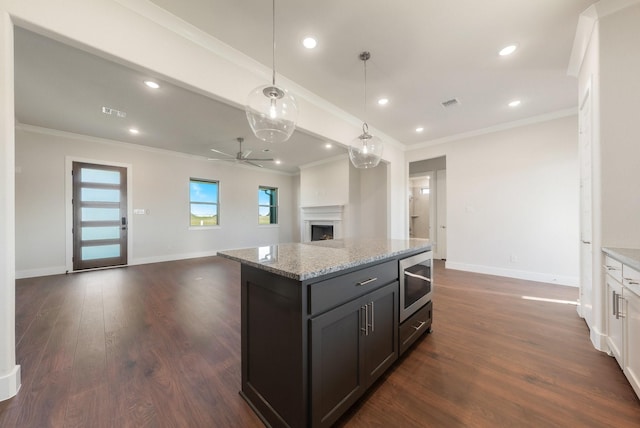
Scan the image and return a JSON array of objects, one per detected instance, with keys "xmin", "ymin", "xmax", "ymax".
[
  {"xmin": 134, "ymin": 209, "xmax": 145, "ymax": 215},
  {"xmin": 510, "ymin": 254, "xmax": 518, "ymax": 263}
]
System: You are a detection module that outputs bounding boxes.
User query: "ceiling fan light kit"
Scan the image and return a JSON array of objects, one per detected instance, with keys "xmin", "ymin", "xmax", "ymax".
[
  {"xmin": 349, "ymin": 51, "xmax": 383, "ymax": 169},
  {"xmin": 245, "ymin": 0, "xmax": 298, "ymax": 143}
]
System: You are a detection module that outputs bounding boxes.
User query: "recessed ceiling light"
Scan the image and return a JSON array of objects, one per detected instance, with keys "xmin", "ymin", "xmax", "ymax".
[
  {"xmin": 275, "ymin": 159, "xmax": 282, "ymax": 164},
  {"xmin": 129, "ymin": 128, "xmax": 140, "ymax": 134},
  {"xmin": 416, "ymin": 127, "xmax": 424, "ymax": 133},
  {"xmin": 144, "ymin": 80, "xmax": 160, "ymax": 89},
  {"xmin": 499, "ymin": 44, "xmax": 518, "ymax": 56},
  {"xmin": 302, "ymin": 37, "xmax": 317, "ymax": 49},
  {"xmin": 508, "ymin": 100, "xmax": 521, "ymax": 107},
  {"xmin": 377, "ymin": 98, "xmax": 389, "ymax": 106}
]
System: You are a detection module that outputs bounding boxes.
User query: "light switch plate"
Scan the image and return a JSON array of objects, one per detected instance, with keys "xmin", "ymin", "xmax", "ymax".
[{"xmin": 134, "ymin": 209, "xmax": 145, "ymax": 215}]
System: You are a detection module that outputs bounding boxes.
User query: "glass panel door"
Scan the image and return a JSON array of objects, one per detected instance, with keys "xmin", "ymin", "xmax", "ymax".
[{"xmin": 72, "ymin": 162, "xmax": 127, "ymax": 270}]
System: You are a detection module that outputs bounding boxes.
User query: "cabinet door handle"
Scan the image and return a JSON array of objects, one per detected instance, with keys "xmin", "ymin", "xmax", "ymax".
[
  {"xmin": 368, "ymin": 302, "xmax": 375, "ymax": 333},
  {"xmin": 605, "ymin": 265, "xmax": 620, "ymax": 271},
  {"xmin": 624, "ymin": 278, "xmax": 640, "ymax": 285},
  {"xmin": 357, "ymin": 277, "xmax": 378, "ymax": 286},
  {"xmin": 613, "ymin": 290, "xmax": 618, "ymax": 317},
  {"xmin": 361, "ymin": 305, "xmax": 369, "ymax": 336},
  {"xmin": 617, "ymin": 294, "xmax": 625, "ymax": 319}
]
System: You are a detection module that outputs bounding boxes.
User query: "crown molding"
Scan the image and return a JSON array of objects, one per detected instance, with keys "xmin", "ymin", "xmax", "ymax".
[
  {"xmin": 567, "ymin": 0, "xmax": 640, "ymax": 77},
  {"xmin": 407, "ymin": 108, "xmax": 577, "ymax": 151}
]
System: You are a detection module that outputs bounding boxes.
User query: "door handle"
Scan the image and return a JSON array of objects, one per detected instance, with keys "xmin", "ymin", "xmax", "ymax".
[
  {"xmin": 122, "ymin": 216, "xmax": 127, "ymax": 230},
  {"xmin": 360, "ymin": 305, "xmax": 368, "ymax": 336}
]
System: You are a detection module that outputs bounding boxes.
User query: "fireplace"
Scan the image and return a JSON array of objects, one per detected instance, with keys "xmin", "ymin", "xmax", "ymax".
[
  {"xmin": 300, "ymin": 205, "xmax": 344, "ymax": 242},
  {"xmin": 311, "ymin": 225, "xmax": 334, "ymax": 241}
]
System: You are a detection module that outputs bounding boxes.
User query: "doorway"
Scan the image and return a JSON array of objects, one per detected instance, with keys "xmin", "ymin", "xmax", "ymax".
[
  {"xmin": 409, "ymin": 157, "xmax": 447, "ymax": 260},
  {"xmin": 71, "ymin": 161, "xmax": 128, "ymax": 270}
]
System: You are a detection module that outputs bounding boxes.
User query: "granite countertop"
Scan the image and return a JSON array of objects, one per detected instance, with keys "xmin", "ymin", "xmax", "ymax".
[{"xmin": 217, "ymin": 238, "xmax": 431, "ymax": 281}]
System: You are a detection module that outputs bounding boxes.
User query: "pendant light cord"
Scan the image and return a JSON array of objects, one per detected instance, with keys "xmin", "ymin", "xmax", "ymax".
[
  {"xmin": 272, "ymin": 0, "xmax": 276, "ymax": 86},
  {"xmin": 363, "ymin": 57, "xmax": 367, "ymax": 121},
  {"xmin": 360, "ymin": 51, "xmax": 371, "ymax": 133}
]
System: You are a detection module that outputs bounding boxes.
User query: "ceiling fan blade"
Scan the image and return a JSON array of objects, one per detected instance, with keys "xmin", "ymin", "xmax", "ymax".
[
  {"xmin": 242, "ymin": 157, "xmax": 275, "ymax": 161},
  {"xmin": 209, "ymin": 148, "xmax": 234, "ymax": 157},
  {"xmin": 240, "ymin": 150, "xmax": 253, "ymax": 159},
  {"xmin": 244, "ymin": 160, "xmax": 264, "ymax": 168},
  {"xmin": 207, "ymin": 157, "xmax": 235, "ymax": 161}
]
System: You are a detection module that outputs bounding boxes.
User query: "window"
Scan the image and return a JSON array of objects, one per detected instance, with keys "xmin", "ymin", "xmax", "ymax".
[
  {"xmin": 259, "ymin": 186, "xmax": 278, "ymax": 225},
  {"xmin": 190, "ymin": 179, "xmax": 219, "ymax": 226}
]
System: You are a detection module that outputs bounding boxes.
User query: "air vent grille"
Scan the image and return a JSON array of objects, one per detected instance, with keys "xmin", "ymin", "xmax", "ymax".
[
  {"xmin": 441, "ymin": 98, "xmax": 460, "ymax": 108},
  {"xmin": 101, "ymin": 106, "xmax": 127, "ymax": 118}
]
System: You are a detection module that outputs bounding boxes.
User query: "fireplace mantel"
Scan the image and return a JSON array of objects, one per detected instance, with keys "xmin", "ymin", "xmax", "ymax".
[{"xmin": 300, "ymin": 205, "xmax": 344, "ymax": 242}]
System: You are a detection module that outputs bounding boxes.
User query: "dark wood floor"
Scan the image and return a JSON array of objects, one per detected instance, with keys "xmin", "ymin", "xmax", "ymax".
[{"xmin": 1, "ymin": 258, "xmax": 638, "ymax": 427}]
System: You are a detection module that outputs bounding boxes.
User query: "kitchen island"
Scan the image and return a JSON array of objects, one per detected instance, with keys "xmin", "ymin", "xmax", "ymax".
[{"xmin": 218, "ymin": 239, "xmax": 432, "ymax": 428}]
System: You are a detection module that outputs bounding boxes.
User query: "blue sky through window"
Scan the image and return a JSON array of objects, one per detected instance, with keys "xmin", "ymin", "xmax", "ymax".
[{"xmin": 190, "ymin": 180, "xmax": 218, "ymax": 217}]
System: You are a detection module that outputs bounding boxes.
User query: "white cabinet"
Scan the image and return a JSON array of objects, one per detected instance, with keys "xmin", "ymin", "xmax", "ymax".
[
  {"xmin": 622, "ymin": 264, "xmax": 640, "ymax": 398},
  {"xmin": 625, "ymin": 289, "xmax": 640, "ymax": 398},
  {"xmin": 605, "ymin": 271, "xmax": 623, "ymax": 366},
  {"xmin": 605, "ymin": 256, "xmax": 624, "ymax": 366},
  {"xmin": 604, "ymin": 253, "xmax": 640, "ymax": 399}
]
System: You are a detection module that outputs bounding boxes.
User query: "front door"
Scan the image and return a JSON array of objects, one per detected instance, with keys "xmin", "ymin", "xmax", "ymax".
[{"xmin": 72, "ymin": 162, "xmax": 128, "ymax": 270}]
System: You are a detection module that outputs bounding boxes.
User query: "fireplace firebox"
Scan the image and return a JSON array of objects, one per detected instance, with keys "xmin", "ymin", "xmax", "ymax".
[{"xmin": 311, "ymin": 225, "xmax": 334, "ymax": 241}]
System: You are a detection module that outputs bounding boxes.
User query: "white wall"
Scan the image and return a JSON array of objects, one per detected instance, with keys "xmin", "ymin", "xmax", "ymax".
[
  {"xmin": 299, "ymin": 156, "xmax": 388, "ymax": 239},
  {"xmin": 15, "ymin": 126, "xmax": 296, "ymax": 278},
  {"xmin": 359, "ymin": 164, "xmax": 388, "ymax": 239},
  {"xmin": 599, "ymin": 3, "xmax": 640, "ymax": 248},
  {"xmin": 407, "ymin": 115, "xmax": 580, "ymax": 286},
  {"xmin": 299, "ymin": 156, "xmax": 350, "ymax": 207}
]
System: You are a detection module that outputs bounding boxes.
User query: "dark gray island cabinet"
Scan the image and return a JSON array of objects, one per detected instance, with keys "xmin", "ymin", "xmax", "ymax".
[{"xmin": 218, "ymin": 239, "xmax": 432, "ymax": 428}]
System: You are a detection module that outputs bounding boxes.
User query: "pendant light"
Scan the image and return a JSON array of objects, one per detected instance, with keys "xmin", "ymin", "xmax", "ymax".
[
  {"xmin": 349, "ymin": 51, "xmax": 383, "ymax": 169},
  {"xmin": 245, "ymin": 0, "xmax": 298, "ymax": 143}
]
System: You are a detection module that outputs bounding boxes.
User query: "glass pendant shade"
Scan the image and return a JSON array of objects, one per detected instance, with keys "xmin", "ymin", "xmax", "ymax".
[
  {"xmin": 349, "ymin": 51, "xmax": 383, "ymax": 169},
  {"xmin": 348, "ymin": 123, "xmax": 383, "ymax": 169},
  {"xmin": 246, "ymin": 84, "xmax": 298, "ymax": 143}
]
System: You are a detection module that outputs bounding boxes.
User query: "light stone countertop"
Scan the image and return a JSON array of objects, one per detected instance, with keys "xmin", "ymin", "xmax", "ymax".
[
  {"xmin": 603, "ymin": 247, "xmax": 640, "ymax": 297},
  {"xmin": 217, "ymin": 238, "xmax": 431, "ymax": 281},
  {"xmin": 603, "ymin": 247, "xmax": 640, "ymax": 272}
]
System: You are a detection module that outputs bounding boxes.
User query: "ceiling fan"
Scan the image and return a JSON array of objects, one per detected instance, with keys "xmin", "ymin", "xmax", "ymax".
[{"xmin": 208, "ymin": 137, "xmax": 274, "ymax": 168}]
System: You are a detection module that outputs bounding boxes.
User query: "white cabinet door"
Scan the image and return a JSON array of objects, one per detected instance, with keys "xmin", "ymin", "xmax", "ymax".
[
  {"xmin": 624, "ymin": 289, "xmax": 640, "ymax": 398},
  {"xmin": 606, "ymin": 275, "xmax": 624, "ymax": 367}
]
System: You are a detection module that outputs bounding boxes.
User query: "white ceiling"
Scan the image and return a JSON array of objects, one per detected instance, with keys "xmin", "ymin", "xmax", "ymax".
[{"xmin": 13, "ymin": 0, "xmax": 596, "ymax": 173}]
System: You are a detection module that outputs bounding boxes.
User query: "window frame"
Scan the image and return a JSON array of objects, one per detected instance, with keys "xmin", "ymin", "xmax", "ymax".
[
  {"xmin": 189, "ymin": 178, "xmax": 220, "ymax": 228},
  {"xmin": 258, "ymin": 186, "xmax": 278, "ymax": 225}
]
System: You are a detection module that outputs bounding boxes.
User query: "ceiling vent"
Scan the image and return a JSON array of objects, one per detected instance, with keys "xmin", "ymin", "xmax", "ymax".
[
  {"xmin": 441, "ymin": 98, "xmax": 460, "ymax": 108},
  {"xmin": 101, "ymin": 106, "xmax": 127, "ymax": 118}
]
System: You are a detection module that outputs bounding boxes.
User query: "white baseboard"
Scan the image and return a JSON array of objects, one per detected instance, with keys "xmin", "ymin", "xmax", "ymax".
[
  {"xmin": 16, "ymin": 250, "xmax": 221, "ymax": 279},
  {"xmin": 444, "ymin": 261, "xmax": 579, "ymax": 287},
  {"xmin": 0, "ymin": 365, "xmax": 21, "ymax": 401},
  {"xmin": 590, "ymin": 326, "xmax": 608, "ymax": 353},
  {"xmin": 15, "ymin": 265, "xmax": 67, "ymax": 279}
]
